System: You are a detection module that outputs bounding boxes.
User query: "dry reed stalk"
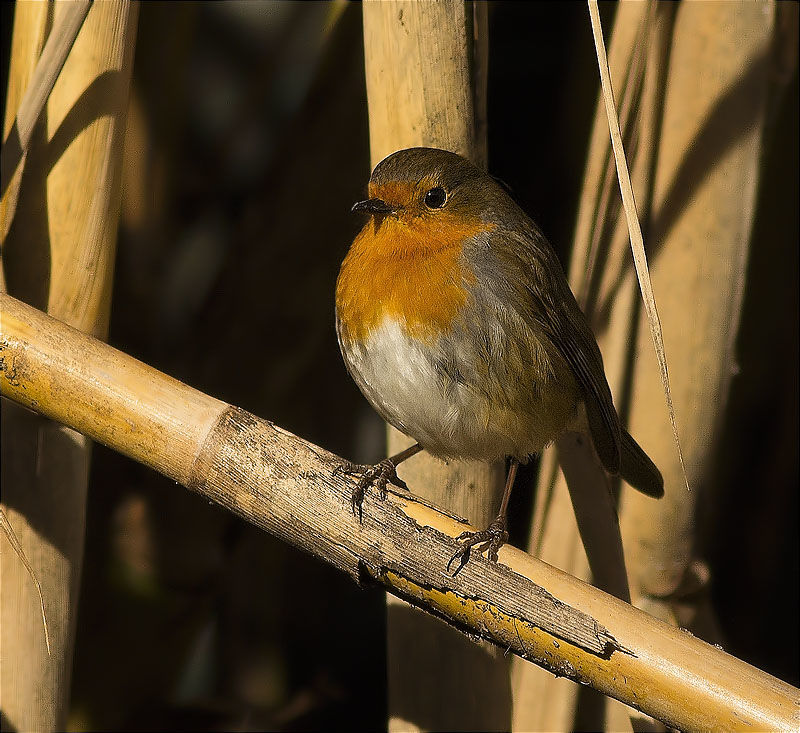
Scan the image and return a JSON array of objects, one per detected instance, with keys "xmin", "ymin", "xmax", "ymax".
[
  {"xmin": 616, "ymin": 0, "xmax": 777, "ymax": 614},
  {"xmin": 0, "ymin": 2, "xmax": 138, "ymax": 729},
  {"xmin": 360, "ymin": 1, "xmax": 509, "ymax": 730},
  {"xmin": 514, "ymin": 1, "xmax": 783, "ymax": 730},
  {"xmin": 2, "ymin": 291, "xmax": 798, "ymax": 733},
  {"xmin": 0, "ymin": 0, "xmax": 90, "ymax": 241},
  {"xmin": 514, "ymin": 4, "xmax": 654, "ymax": 730}
]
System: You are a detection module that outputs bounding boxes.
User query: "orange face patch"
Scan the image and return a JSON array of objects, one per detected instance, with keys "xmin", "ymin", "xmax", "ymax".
[{"xmin": 336, "ymin": 204, "xmax": 494, "ymax": 344}]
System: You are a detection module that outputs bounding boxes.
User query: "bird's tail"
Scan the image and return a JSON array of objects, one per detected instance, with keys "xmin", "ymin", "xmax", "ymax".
[{"xmin": 619, "ymin": 428, "xmax": 664, "ymax": 498}]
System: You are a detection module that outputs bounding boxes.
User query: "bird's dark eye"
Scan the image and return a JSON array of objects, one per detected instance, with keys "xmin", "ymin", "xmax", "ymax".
[{"xmin": 423, "ymin": 187, "xmax": 447, "ymax": 209}]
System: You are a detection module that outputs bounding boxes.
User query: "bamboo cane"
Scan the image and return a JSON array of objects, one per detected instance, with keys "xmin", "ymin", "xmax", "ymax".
[
  {"xmin": 616, "ymin": 0, "xmax": 777, "ymax": 610},
  {"xmin": 0, "ymin": 2, "xmax": 138, "ymax": 729},
  {"xmin": 0, "ymin": 0, "xmax": 90, "ymax": 234},
  {"xmin": 360, "ymin": 2, "xmax": 508, "ymax": 730},
  {"xmin": 2, "ymin": 292, "xmax": 799, "ymax": 732},
  {"xmin": 514, "ymin": 4, "xmax": 656, "ymax": 729},
  {"xmin": 514, "ymin": 1, "xmax": 784, "ymax": 730}
]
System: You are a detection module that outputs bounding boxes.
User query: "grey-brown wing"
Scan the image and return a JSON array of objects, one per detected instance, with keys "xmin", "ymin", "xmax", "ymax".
[
  {"xmin": 502, "ymin": 222, "xmax": 623, "ymax": 474},
  {"xmin": 541, "ymin": 289, "xmax": 622, "ymax": 474}
]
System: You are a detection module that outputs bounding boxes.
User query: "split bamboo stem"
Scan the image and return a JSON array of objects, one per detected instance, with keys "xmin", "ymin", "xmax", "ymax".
[{"xmin": 2, "ymin": 292, "xmax": 799, "ymax": 733}]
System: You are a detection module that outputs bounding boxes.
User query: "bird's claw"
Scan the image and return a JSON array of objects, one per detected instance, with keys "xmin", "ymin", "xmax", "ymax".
[
  {"xmin": 335, "ymin": 458, "xmax": 407, "ymax": 520},
  {"xmin": 447, "ymin": 516, "xmax": 509, "ymax": 572}
]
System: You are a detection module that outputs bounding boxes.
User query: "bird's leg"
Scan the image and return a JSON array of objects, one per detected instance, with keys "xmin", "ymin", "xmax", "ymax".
[
  {"xmin": 336, "ymin": 443, "xmax": 423, "ymax": 519},
  {"xmin": 448, "ymin": 459, "xmax": 519, "ymax": 569}
]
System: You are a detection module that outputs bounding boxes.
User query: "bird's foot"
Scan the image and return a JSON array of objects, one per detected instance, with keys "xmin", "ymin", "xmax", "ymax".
[
  {"xmin": 447, "ymin": 515, "xmax": 509, "ymax": 571},
  {"xmin": 335, "ymin": 458, "xmax": 408, "ymax": 520}
]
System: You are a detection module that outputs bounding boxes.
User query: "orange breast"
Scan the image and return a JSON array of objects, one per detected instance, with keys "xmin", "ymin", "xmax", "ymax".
[{"xmin": 337, "ymin": 213, "xmax": 494, "ymax": 344}]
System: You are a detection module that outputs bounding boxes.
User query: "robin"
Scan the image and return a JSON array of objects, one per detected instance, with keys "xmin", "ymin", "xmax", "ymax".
[{"xmin": 336, "ymin": 147, "xmax": 663, "ymax": 563}]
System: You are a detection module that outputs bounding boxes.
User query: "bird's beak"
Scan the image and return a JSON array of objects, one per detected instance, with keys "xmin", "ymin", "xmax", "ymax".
[{"xmin": 351, "ymin": 198, "xmax": 396, "ymax": 215}]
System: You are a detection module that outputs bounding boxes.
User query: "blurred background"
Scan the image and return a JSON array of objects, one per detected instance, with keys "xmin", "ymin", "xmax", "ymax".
[{"xmin": 1, "ymin": 2, "xmax": 797, "ymax": 730}]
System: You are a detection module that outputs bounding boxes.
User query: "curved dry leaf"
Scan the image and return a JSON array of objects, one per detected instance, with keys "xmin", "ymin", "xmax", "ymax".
[
  {"xmin": 588, "ymin": 0, "xmax": 689, "ymax": 491},
  {"xmin": 0, "ymin": 507, "xmax": 51, "ymax": 655}
]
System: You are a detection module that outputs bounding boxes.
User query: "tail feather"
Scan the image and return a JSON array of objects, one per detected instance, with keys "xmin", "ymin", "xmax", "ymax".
[{"xmin": 619, "ymin": 429, "xmax": 664, "ymax": 498}]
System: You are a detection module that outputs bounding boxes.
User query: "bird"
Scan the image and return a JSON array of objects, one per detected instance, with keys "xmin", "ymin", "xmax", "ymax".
[{"xmin": 335, "ymin": 147, "xmax": 663, "ymax": 563}]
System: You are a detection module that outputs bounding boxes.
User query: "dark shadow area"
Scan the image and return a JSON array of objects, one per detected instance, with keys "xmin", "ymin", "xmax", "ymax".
[
  {"xmin": 386, "ymin": 602, "xmax": 512, "ymax": 732},
  {"xmin": 0, "ymin": 1, "xmax": 14, "ymax": 127},
  {"xmin": 3, "ymin": 106, "xmax": 51, "ymax": 311},
  {"xmin": 70, "ymin": 4, "xmax": 385, "ymax": 731},
  {"xmin": 698, "ymin": 65, "xmax": 800, "ymax": 686},
  {"xmin": 0, "ymin": 708, "xmax": 18, "ymax": 733},
  {"xmin": 0, "ymin": 118, "xmax": 23, "ymax": 198}
]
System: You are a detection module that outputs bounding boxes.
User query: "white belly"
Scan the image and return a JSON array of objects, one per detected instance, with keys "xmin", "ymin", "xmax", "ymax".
[{"xmin": 340, "ymin": 317, "xmax": 562, "ymax": 461}]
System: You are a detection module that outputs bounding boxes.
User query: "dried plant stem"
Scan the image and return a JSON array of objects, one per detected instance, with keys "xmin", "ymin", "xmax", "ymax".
[
  {"xmin": 361, "ymin": 2, "xmax": 505, "ymax": 729},
  {"xmin": 0, "ymin": 507, "xmax": 51, "ymax": 655},
  {"xmin": 2, "ymin": 291, "xmax": 798, "ymax": 733},
  {"xmin": 516, "ymin": 2, "xmax": 784, "ymax": 730},
  {"xmin": 0, "ymin": 0, "xmax": 91, "ymax": 218},
  {"xmin": 588, "ymin": 0, "xmax": 687, "ymax": 492},
  {"xmin": 0, "ymin": 2, "xmax": 138, "ymax": 730}
]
